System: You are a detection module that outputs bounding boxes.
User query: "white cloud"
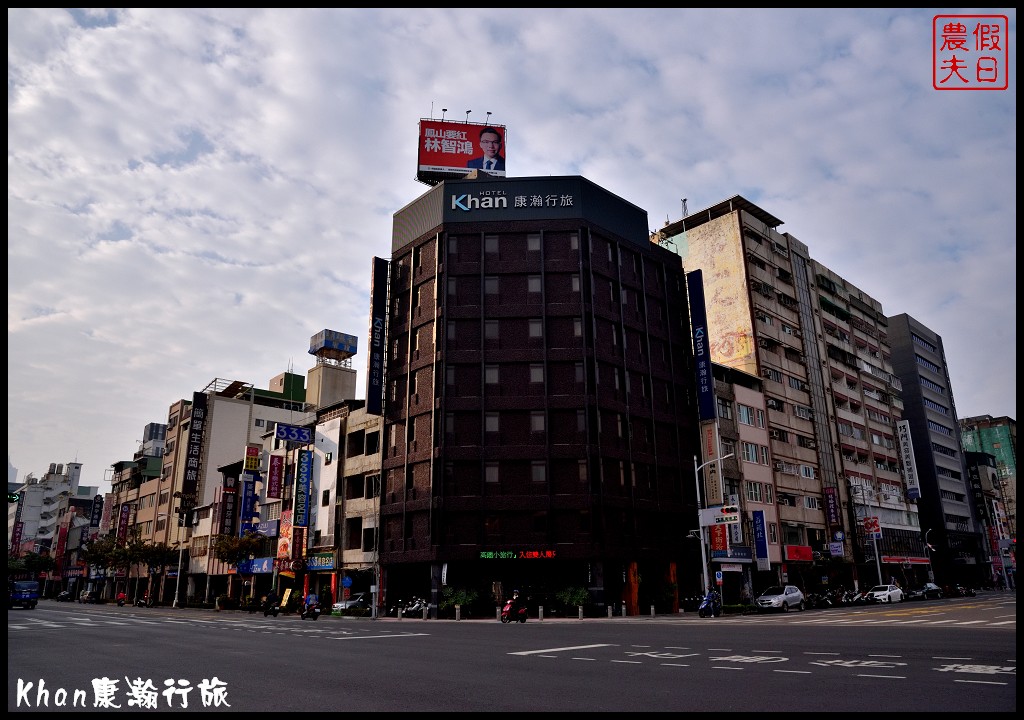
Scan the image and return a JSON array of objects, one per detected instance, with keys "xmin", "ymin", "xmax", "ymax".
[{"xmin": 8, "ymin": 8, "xmax": 1016, "ymax": 488}]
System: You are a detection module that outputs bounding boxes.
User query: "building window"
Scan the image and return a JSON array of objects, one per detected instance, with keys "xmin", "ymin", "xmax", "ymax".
[
  {"xmin": 578, "ymin": 459, "xmax": 587, "ymax": 482},
  {"xmin": 575, "ymin": 363, "xmax": 584, "ymax": 384},
  {"xmin": 570, "ymin": 233, "xmax": 579, "ymax": 251},
  {"xmin": 721, "ymin": 438, "xmax": 735, "ymax": 458},
  {"xmin": 485, "ymin": 462, "xmax": 499, "ymax": 484},
  {"xmin": 531, "ymin": 461, "xmax": 546, "ymax": 483},
  {"xmin": 737, "ymin": 404, "xmax": 753, "ymax": 425},
  {"xmin": 742, "ymin": 441, "xmax": 759, "ymax": 463},
  {"xmin": 528, "ymin": 275, "xmax": 542, "ymax": 294},
  {"xmin": 446, "ymin": 365, "xmax": 455, "ymax": 386},
  {"xmin": 485, "ymin": 276, "xmax": 499, "ymax": 295},
  {"xmin": 530, "ymin": 364, "xmax": 544, "ymax": 383},
  {"xmin": 527, "ymin": 233, "xmax": 541, "ymax": 252},
  {"xmin": 447, "ymin": 278, "xmax": 456, "ymax": 296},
  {"xmin": 322, "ymin": 490, "xmax": 330, "ymax": 507},
  {"xmin": 573, "ymin": 318, "xmax": 582, "ymax": 337},
  {"xmin": 448, "ymin": 237, "xmax": 458, "ymax": 255},
  {"xmin": 485, "ymin": 412, "xmax": 499, "ymax": 433},
  {"xmin": 485, "ymin": 235, "xmax": 499, "ymax": 254},
  {"xmin": 804, "ymin": 495, "xmax": 820, "ymax": 510},
  {"xmin": 800, "ymin": 465, "xmax": 816, "ymax": 479},
  {"xmin": 746, "ymin": 482, "xmax": 763, "ymax": 503},
  {"xmin": 485, "ymin": 365, "xmax": 499, "ymax": 384},
  {"xmin": 531, "ymin": 411, "xmax": 545, "ymax": 433},
  {"xmin": 529, "ymin": 319, "xmax": 543, "ymax": 338},
  {"xmin": 717, "ymin": 398, "xmax": 732, "ymax": 419},
  {"xmin": 571, "ymin": 275, "xmax": 580, "ymax": 293},
  {"xmin": 485, "ymin": 320, "xmax": 499, "ymax": 339}
]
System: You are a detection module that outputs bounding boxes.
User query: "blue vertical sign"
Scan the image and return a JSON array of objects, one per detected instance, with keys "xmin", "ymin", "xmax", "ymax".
[
  {"xmin": 753, "ymin": 510, "xmax": 769, "ymax": 572},
  {"xmin": 294, "ymin": 449, "xmax": 312, "ymax": 528},
  {"xmin": 238, "ymin": 474, "xmax": 256, "ymax": 537},
  {"xmin": 687, "ymin": 270, "xmax": 716, "ymax": 421}
]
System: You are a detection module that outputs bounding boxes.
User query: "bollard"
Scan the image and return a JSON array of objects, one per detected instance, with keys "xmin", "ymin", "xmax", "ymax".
[
  {"xmin": 496, "ymin": 606, "xmax": 501, "ymax": 621},
  {"xmin": 455, "ymin": 605, "xmax": 461, "ymax": 621},
  {"xmin": 621, "ymin": 605, "xmax": 626, "ymax": 617},
  {"xmin": 607, "ymin": 605, "xmax": 613, "ymax": 618},
  {"xmin": 422, "ymin": 606, "xmax": 429, "ymax": 620},
  {"xmin": 578, "ymin": 605, "xmax": 583, "ymax": 620},
  {"xmin": 650, "ymin": 605, "xmax": 655, "ymax": 617},
  {"xmin": 397, "ymin": 607, "xmax": 402, "ymax": 621},
  {"xmin": 539, "ymin": 605, "xmax": 544, "ymax": 621}
]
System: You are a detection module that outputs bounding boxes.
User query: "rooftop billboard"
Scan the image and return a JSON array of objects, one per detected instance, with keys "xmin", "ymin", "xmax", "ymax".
[{"xmin": 417, "ymin": 119, "xmax": 507, "ymax": 184}]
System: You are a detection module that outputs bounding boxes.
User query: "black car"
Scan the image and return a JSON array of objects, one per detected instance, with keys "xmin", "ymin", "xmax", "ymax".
[{"xmin": 905, "ymin": 582, "xmax": 944, "ymax": 601}]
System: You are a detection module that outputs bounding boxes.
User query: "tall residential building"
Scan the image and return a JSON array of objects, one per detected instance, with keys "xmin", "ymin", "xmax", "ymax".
[
  {"xmin": 658, "ymin": 195, "xmax": 924, "ymax": 591},
  {"xmin": 380, "ymin": 173, "xmax": 701, "ymax": 614},
  {"xmin": 888, "ymin": 313, "xmax": 986, "ymax": 587},
  {"xmin": 959, "ymin": 415, "xmax": 1017, "ymax": 539}
]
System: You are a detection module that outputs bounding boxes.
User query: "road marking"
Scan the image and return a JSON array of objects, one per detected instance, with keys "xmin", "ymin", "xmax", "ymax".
[
  {"xmin": 954, "ymin": 680, "xmax": 1008, "ymax": 685},
  {"xmin": 510, "ymin": 643, "xmax": 614, "ymax": 656},
  {"xmin": 857, "ymin": 674, "xmax": 905, "ymax": 679},
  {"xmin": 329, "ymin": 633, "xmax": 430, "ymax": 640}
]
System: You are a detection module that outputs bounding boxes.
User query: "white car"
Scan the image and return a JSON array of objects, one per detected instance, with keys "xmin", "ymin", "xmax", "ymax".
[
  {"xmin": 755, "ymin": 585, "xmax": 805, "ymax": 612},
  {"xmin": 868, "ymin": 584, "xmax": 904, "ymax": 603}
]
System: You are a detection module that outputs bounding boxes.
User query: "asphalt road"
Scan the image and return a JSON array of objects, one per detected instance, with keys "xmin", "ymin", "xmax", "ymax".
[{"xmin": 8, "ymin": 592, "xmax": 1016, "ymax": 712}]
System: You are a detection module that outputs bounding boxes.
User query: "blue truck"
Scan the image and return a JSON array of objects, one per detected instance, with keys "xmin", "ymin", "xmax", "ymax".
[{"xmin": 8, "ymin": 580, "xmax": 41, "ymax": 609}]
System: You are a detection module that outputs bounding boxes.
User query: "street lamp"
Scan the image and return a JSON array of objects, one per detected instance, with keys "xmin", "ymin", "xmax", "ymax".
[
  {"xmin": 924, "ymin": 528, "xmax": 934, "ymax": 583},
  {"xmin": 694, "ymin": 453, "xmax": 735, "ymax": 595},
  {"xmin": 172, "ymin": 539, "xmax": 186, "ymax": 608}
]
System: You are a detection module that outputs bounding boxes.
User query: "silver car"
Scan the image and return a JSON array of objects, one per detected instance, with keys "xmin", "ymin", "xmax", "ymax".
[{"xmin": 755, "ymin": 585, "xmax": 805, "ymax": 612}]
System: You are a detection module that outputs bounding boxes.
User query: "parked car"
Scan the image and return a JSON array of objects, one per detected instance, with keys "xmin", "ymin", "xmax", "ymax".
[
  {"xmin": 943, "ymin": 584, "xmax": 976, "ymax": 598},
  {"xmin": 332, "ymin": 592, "xmax": 369, "ymax": 611},
  {"xmin": 868, "ymin": 584, "xmax": 904, "ymax": 603},
  {"xmin": 755, "ymin": 585, "xmax": 805, "ymax": 612},
  {"xmin": 905, "ymin": 582, "xmax": 944, "ymax": 601}
]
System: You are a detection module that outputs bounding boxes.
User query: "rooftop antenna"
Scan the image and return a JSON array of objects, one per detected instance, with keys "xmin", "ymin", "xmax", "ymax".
[
  {"xmin": 485, "ymin": 111, "xmax": 492, "ymax": 125},
  {"xmin": 465, "ymin": 109, "xmax": 471, "ymax": 123},
  {"xmin": 682, "ymin": 198, "xmax": 688, "ymax": 217},
  {"xmin": 441, "ymin": 108, "xmax": 447, "ymax": 122}
]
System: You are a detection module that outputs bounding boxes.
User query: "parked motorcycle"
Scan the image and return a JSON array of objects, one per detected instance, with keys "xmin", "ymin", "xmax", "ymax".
[
  {"xmin": 500, "ymin": 598, "xmax": 528, "ymax": 623},
  {"xmin": 300, "ymin": 602, "xmax": 321, "ymax": 621},
  {"xmin": 697, "ymin": 590, "xmax": 722, "ymax": 618},
  {"xmin": 262, "ymin": 599, "xmax": 280, "ymax": 617}
]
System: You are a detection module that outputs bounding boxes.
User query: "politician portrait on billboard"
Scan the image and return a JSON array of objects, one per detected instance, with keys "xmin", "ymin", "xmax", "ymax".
[
  {"xmin": 465, "ymin": 126, "xmax": 505, "ymax": 172},
  {"xmin": 417, "ymin": 119, "xmax": 507, "ymax": 181}
]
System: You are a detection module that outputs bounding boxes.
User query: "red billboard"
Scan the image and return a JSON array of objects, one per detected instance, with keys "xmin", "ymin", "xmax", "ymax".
[{"xmin": 417, "ymin": 119, "xmax": 507, "ymax": 183}]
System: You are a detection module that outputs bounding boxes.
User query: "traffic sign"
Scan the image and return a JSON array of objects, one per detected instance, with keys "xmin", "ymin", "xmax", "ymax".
[
  {"xmin": 700, "ymin": 505, "xmax": 740, "ymax": 526},
  {"xmin": 342, "ymin": 576, "xmax": 353, "ymax": 588},
  {"xmin": 715, "ymin": 571, "xmax": 723, "ymax": 585}
]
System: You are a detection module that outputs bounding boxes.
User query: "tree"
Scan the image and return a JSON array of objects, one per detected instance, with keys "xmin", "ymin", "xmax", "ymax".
[{"xmin": 213, "ymin": 532, "xmax": 264, "ymax": 566}]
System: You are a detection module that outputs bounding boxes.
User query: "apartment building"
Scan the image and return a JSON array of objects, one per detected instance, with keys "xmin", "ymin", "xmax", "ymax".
[
  {"xmin": 658, "ymin": 195, "xmax": 925, "ymax": 591},
  {"xmin": 889, "ymin": 313, "xmax": 986, "ymax": 587}
]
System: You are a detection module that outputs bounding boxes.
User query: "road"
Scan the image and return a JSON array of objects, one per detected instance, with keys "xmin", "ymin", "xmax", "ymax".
[{"xmin": 8, "ymin": 593, "xmax": 1015, "ymax": 712}]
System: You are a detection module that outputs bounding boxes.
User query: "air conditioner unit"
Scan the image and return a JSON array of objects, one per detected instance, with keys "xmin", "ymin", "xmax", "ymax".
[
  {"xmin": 769, "ymin": 429, "xmax": 781, "ymax": 439},
  {"xmin": 761, "ymin": 369, "xmax": 773, "ymax": 378}
]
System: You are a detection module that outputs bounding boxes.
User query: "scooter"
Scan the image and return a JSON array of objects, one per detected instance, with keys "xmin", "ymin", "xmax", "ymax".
[
  {"xmin": 262, "ymin": 599, "xmax": 280, "ymax": 617},
  {"xmin": 300, "ymin": 602, "xmax": 321, "ymax": 621},
  {"xmin": 500, "ymin": 598, "xmax": 527, "ymax": 623},
  {"xmin": 697, "ymin": 590, "xmax": 722, "ymax": 618}
]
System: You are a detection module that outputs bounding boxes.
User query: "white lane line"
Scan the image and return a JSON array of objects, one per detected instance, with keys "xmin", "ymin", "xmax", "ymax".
[{"xmin": 510, "ymin": 643, "xmax": 615, "ymax": 656}]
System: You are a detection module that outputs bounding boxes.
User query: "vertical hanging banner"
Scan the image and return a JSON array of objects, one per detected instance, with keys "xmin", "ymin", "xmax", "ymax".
[
  {"xmin": 220, "ymin": 475, "xmax": 238, "ymax": 537},
  {"xmin": 116, "ymin": 502, "xmax": 131, "ymax": 546},
  {"xmin": 89, "ymin": 495, "xmax": 104, "ymax": 527},
  {"xmin": 753, "ymin": 510, "xmax": 770, "ymax": 572},
  {"xmin": 294, "ymin": 449, "xmax": 313, "ymax": 528},
  {"xmin": 277, "ymin": 510, "xmax": 293, "ymax": 560},
  {"xmin": 896, "ymin": 420, "xmax": 921, "ymax": 500},
  {"xmin": 687, "ymin": 270, "xmax": 716, "ymax": 422},
  {"xmin": 267, "ymin": 454, "xmax": 284, "ymax": 499},
  {"xmin": 366, "ymin": 257, "xmax": 389, "ymax": 416},
  {"xmin": 239, "ymin": 475, "xmax": 256, "ymax": 537},
  {"xmin": 182, "ymin": 391, "xmax": 208, "ymax": 511}
]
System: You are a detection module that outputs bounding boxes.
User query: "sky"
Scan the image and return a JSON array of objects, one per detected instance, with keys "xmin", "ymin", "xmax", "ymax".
[{"xmin": 8, "ymin": 9, "xmax": 1016, "ymax": 492}]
